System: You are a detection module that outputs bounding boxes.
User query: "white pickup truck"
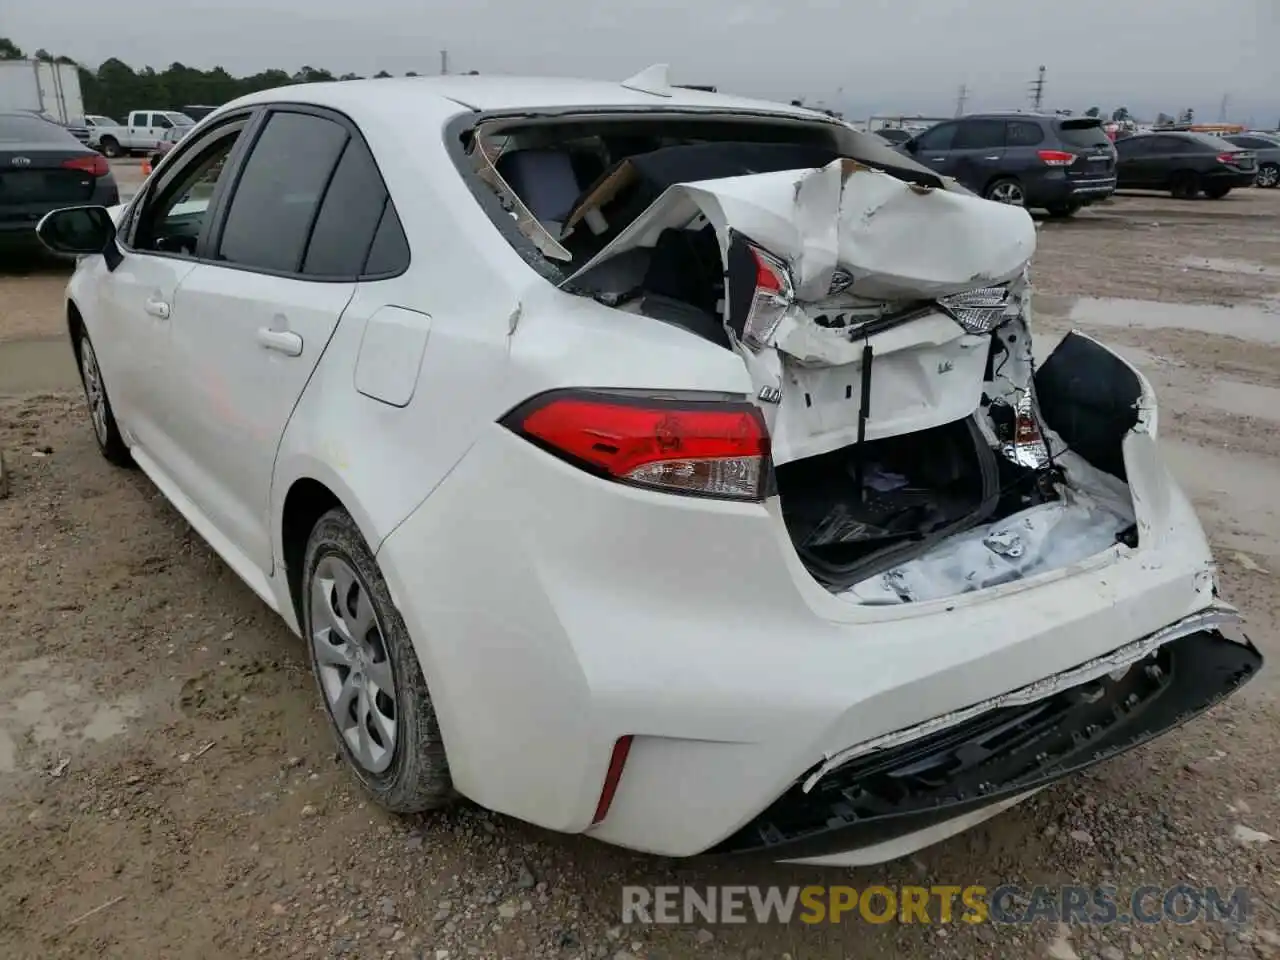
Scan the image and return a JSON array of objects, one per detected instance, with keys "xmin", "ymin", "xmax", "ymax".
[{"xmin": 90, "ymin": 109, "xmax": 195, "ymax": 157}]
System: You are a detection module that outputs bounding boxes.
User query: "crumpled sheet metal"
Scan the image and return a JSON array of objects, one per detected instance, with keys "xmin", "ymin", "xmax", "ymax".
[{"xmin": 566, "ymin": 158, "xmax": 1038, "ymax": 314}]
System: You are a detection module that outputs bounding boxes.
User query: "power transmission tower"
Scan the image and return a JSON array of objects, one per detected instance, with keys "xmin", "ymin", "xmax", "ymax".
[
  {"xmin": 1028, "ymin": 65, "xmax": 1046, "ymax": 111},
  {"xmin": 440, "ymin": 49, "xmax": 449, "ymax": 75},
  {"xmin": 955, "ymin": 84, "xmax": 969, "ymax": 117},
  {"xmin": 1218, "ymin": 93, "xmax": 1229, "ymax": 122}
]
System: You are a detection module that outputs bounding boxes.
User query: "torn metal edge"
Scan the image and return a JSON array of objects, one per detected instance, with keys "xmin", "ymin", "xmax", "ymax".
[{"xmin": 801, "ymin": 604, "xmax": 1242, "ymax": 794}]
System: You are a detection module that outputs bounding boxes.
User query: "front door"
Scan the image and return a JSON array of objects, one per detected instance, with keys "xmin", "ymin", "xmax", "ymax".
[
  {"xmin": 154, "ymin": 108, "xmax": 362, "ymax": 573},
  {"xmin": 947, "ymin": 118, "xmax": 1009, "ymax": 194}
]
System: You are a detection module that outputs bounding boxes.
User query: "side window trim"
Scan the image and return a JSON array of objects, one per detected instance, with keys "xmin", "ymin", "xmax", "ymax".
[
  {"xmin": 296, "ymin": 137, "xmax": 355, "ymax": 273},
  {"xmin": 120, "ymin": 110, "xmax": 259, "ymax": 253},
  {"xmin": 205, "ymin": 101, "xmax": 409, "ymax": 282}
]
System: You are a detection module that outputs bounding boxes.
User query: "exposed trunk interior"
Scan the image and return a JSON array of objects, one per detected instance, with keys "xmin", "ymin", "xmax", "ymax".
[{"xmin": 462, "ymin": 112, "xmax": 1143, "ymax": 604}]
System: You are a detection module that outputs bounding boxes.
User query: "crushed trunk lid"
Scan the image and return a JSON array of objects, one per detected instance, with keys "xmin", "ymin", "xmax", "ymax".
[{"xmin": 562, "ymin": 159, "xmax": 1037, "ymax": 464}]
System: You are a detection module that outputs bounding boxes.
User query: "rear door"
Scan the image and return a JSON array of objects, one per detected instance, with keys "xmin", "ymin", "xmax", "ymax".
[
  {"xmin": 947, "ymin": 118, "xmax": 1008, "ymax": 194},
  {"xmin": 152, "ymin": 106, "xmax": 376, "ymax": 573},
  {"xmin": 1114, "ymin": 136, "xmax": 1155, "ymax": 187},
  {"xmin": 0, "ymin": 114, "xmax": 101, "ymax": 230}
]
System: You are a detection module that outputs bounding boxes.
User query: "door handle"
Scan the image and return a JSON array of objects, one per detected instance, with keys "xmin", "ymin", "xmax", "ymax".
[
  {"xmin": 983, "ymin": 155, "xmax": 1001, "ymax": 160},
  {"xmin": 144, "ymin": 298, "xmax": 170, "ymax": 320},
  {"xmin": 256, "ymin": 328, "xmax": 303, "ymax": 357},
  {"xmin": 928, "ymin": 156, "xmax": 946, "ymax": 162}
]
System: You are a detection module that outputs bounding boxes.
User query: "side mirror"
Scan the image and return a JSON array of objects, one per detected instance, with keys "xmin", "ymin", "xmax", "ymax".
[
  {"xmin": 903, "ymin": 139, "xmax": 919, "ymax": 154},
  {"xmin": 36, "ymin": 206, "xmax": 121, "ymax": 267}
]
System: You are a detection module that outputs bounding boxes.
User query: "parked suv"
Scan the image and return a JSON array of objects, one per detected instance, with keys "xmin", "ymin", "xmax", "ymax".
[
  {"xmin": 899, "ymin": 113, "xmax": 1116, "ymax": 215},
  {"xmin": 1222, "ymin": 133, "xmax": 1280, "ymax": 189},
  {"xmin": 1114, "ymin": 132, "xmax": 1258, "ymax": 199}
]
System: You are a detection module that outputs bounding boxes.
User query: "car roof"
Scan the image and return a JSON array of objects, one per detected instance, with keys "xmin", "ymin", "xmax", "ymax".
[{"xmin": 221, "ymin": 74, "xmax": 835, "ymax": 123}]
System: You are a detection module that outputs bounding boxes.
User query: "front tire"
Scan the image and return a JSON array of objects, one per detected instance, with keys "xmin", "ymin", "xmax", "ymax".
[
  {"xmin": 1046, "ymin": 202, "xmax": 1081, "ymax": 218},
  {"xmin": 99, "ymin": 136, "xmax": 122, "ymax": 159},
  {"xmin": 1256, "ymin": 163, "xmax": 1280, "ymax": 189},
  {"xmin": 75, "ymin": 329, "xmax": 132, "ymax": 467},
  {"xmin": 302, "ymin": 508, "xmax": 453, "ymax": 813},
  {"xmin": 1204, "ymin": 184, "xmax": 1232, "ymax": 200}
]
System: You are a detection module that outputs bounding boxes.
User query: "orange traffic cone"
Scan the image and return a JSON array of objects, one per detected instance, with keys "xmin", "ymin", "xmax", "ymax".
[{"xmin": 141, "ymin": 159, "xmax": 152, "ymax": 176}]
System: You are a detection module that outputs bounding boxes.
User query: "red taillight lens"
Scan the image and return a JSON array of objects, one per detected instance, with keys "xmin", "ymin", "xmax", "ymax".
[
  {"xmin": 591, "ymin": 735, "xmax": 633, "ymax": 825},
  {"xmin": 62, "ymin": 155, "xmax": 109, "ymax": 177},
  {"xmin": 1037, "ymin": 149, "xmax": 1076, "ymax": 167},
  {"xmin": 502, "ymin": 389, "xmax": 771, "ymax": 501},
  {"xmin": 743, "ymin": 244, "xmax": 793, "ymax": 348},
  {"xmin": 1217, "ymin": 152, "xmax": 1242, "ymax": 165}
]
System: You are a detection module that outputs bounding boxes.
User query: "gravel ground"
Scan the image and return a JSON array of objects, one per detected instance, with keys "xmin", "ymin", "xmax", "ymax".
[{"xmin": 1, "ymin": 187, "xmax": 1278, "ymax": 959}]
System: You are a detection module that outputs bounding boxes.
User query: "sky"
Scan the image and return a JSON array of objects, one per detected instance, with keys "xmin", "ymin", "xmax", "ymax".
[{"xmin": 5, "ymin": 0, "xmax": 1277, "ymax": 123}]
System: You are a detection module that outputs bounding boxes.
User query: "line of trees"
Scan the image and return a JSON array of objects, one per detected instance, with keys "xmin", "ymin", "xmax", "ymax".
[{"xmin": 0, "ymin": 36, "xmax": 470, "ymax": 120}]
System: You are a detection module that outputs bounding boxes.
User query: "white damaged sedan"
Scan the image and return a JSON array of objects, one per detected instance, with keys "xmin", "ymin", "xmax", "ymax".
[{"xmin": 37, "ymin": 68, "xmax": 1261, "ymax": 866}]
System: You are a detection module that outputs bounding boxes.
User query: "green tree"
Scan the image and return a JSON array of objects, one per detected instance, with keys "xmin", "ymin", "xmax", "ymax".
[
  {"xmin": 1084, "ymin": 106, "xmax": 1100, "ymax": 118},
  {"xmin": 0, "ymin": 36, "xmax": 25, "ymax": 59},
  {"xmin": 33, "ymin": 48, "xmax": 54, "ymax": 62},
  {"xmin": 1111, "ymin": 106, "xmax": 1131, "ymax": 122}
]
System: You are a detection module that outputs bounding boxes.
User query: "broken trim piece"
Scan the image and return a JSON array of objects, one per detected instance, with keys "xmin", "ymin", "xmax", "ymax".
[{"xmin": 801, "ymin": 605, "xmax": 1241, "ymax": 793}]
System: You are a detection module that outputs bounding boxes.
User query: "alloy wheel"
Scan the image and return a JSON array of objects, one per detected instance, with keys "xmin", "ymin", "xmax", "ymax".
[
  {"xmin": 79, "ymin": 338, "xmax": 109, "ymax": 447},
  {"xmin": 311, "ymin": 554, "xmax": 398, "ymax": 774},
  {"xmin": 1257, "ymin": 166, "xmax": 1279, "ymax": 189},
  {"xmin": 989, "ymin": 182, "xmax": 1025, "ymax": 206}
]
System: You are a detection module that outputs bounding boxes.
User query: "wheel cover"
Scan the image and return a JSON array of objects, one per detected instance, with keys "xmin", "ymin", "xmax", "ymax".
[
  {"xmin": 311, "ymin": 554, "xmax": 398, "ymax": 774},
  {"xmin": 1258, "ymin": 166, "xmax": 1279, "ymax": 188},
  {"xmin": 990, "ymin": 182, "xmax": 1024, "ymax": 205},
  {"xmin": 79, "ymin": 339, "xmax": 109, "ymax": 446}
]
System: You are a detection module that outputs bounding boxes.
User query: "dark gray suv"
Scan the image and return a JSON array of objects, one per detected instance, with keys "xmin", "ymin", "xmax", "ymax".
[{"xmin": 898, "ymin": 113, "xmax": 1117, "ymax": 216}]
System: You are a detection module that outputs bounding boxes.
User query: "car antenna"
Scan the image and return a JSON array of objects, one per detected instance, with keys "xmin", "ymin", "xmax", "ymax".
[{"xmin": 620, "ymin": 64, "xmax": 674, "ymax": 98}]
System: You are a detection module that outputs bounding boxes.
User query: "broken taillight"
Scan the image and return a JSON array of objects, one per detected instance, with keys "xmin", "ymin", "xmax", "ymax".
[
  {"xmin": 742, "ymin": 244, "xmax": 794, "ymax": 349},
  {"xmin": 501, "ymin": 389, "xmax": 771, "ymax": 501},
  {"xmin": 1004, "ymin": 393, "xmax": 1050, "ymax": 469}
]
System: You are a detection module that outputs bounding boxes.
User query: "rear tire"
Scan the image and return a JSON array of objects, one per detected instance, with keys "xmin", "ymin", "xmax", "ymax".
[
  {"xmin": 1204, "ymin": 184, "xmax": 1232, "ymax": 200},
  {"xmin": 1046, "ymin": 203, "xmax": 1081, "ymax": 218},
  {"xmin": 99, "ymin": 136, "xmax": 122, "ymax": 159},
  {"xmin": 984, "ymin": 178, "xmax": 1025, "ymax": 206},
  {"xmin": 74, "ymin": 328, "xmax": 132, "ymax": 468},
  {"xmin": 1170, "ymin": 172, "xmax": 1201, "ymax": 199},
  {"xmin": 302, "ymin": 508, "xmax": 454, "ymax": 814},
  {"xmin": 1254, "ymin": 163, "xmax": 1278, "ymax": 189}
]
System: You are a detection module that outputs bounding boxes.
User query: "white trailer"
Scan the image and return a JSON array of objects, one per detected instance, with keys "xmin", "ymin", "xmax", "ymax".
[{"xmin": 0, "ymin": 59, "xmax": 86, "ymax": 125}]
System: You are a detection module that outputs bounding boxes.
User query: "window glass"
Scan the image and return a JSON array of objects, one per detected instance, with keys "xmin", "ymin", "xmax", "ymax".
[
  {"xmin": 302, "ymin": 137, "xmax": 389, "ymax": 276},
  {"xmin": 154, "ymin": 114, "xmax": 173, "ymax": 130},
  {"xmin": 952, "ymin": 119, "xmax": 1006, "ymax": 150},
  {"xmin": 362, "ymin": 201, "xmax": 410, "ymax": 275},
  {"xmin": 1055, "ymin": 121, "xmax": 1111, "ymax": 148},
  {"xmin": 1006, "ymin": 121, "xmax": 1045, "ymax": 147},
  {"xmin": 217, "ymin": 111, "xmax": 349, "ymax": 273},
  {"xmin": 913, "ymin": 123, "xmax": 956, "ymax": 152},
  {"xmin": 0, "ymin": 114, "xmax": 75, "ymax": 143},
  {"xmin": 134, "ymin": 129, "xmax": 242, "ymax": 257},
  {"xmin": 1115, "ymin": 137, "xmax": 1149, "ymax": 157}
]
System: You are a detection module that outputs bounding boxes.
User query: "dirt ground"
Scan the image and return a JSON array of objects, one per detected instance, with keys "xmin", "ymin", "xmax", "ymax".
[{"xmin": 1, "ymin": 182, "xmax": 1279, "ymax": 960}]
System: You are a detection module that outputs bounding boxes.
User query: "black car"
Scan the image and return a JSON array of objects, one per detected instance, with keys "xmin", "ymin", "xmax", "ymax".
[
  {"xmin": 872, "ymin": 127, "xmax": 913, "ymax": 145},
  {"xmin": 0, "ymin": 112, "xmax": 120, "ymax": 248},
  {"xmin": 1114, "ymin": 132, "xmax": 1257, "ymax": 199},
  {"xmin": 898, "ymin": 113, "xmax": 1117, "ymax": 215},
  {"xmin": 1222, "ymin": 133, "xmax": 1280, "ymax": 189}
]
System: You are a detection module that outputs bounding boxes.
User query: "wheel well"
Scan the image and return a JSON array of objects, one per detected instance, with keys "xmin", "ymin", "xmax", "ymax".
[
  {"xmin": 67, "ymin": 302, "xmax": 85, "ymax": 363},
  {"xmin": 281, "ymin": 478, "xmax": 342, "ymax": 625}
]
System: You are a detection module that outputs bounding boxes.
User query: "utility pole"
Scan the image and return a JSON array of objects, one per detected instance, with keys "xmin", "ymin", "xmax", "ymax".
[
  {"xmin": 440, "ymin": 49, "xmax": 449, "ymax": 75},
  {"xmin": 1028, "ymin": 65, "xmax": 1046, "ymax": 111},
  {"xmin": 955, "ymin": 83, "xmax": 969, "ymax": 117},
  {"xmin": 1218, "ymin": 93, "xmax": 1229, "ymax": 122}
]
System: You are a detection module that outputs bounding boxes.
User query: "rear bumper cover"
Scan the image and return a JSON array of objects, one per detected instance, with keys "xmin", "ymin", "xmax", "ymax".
[{"xmin": 709, "ymin": 626, "xmax": 1260, "ymax": 862}]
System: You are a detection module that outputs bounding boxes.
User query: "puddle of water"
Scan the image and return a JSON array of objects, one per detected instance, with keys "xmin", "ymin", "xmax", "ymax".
[
  {"xmin": 1068, "ymin": 297, "xmax": 1280, "ymax": 346},
  {"xmin": 0, "ymin": 337, "xmax": 79, "ymax": 394},
  {"xmin": 0, "ymin": 658, "xmax": 146, "ymax": 774},
  {"xmin": 1179, "ymin": 256, "xmax": 1280, "ymax": 280}
]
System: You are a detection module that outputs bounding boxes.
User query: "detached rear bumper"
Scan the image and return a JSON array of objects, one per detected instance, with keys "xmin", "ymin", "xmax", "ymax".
[{"xmin": 709, "ymin": 626, "xmax": 1261, "ymax": 864}]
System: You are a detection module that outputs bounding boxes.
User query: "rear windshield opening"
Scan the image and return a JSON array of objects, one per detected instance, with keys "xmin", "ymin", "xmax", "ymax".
[
  {"xmin": 459, "ymin": 113, "xmax": 941, "ymax": 278},
  {"xmin": 1055, "ymin": 119, "xmax": 1112, "ymax": 149}
]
